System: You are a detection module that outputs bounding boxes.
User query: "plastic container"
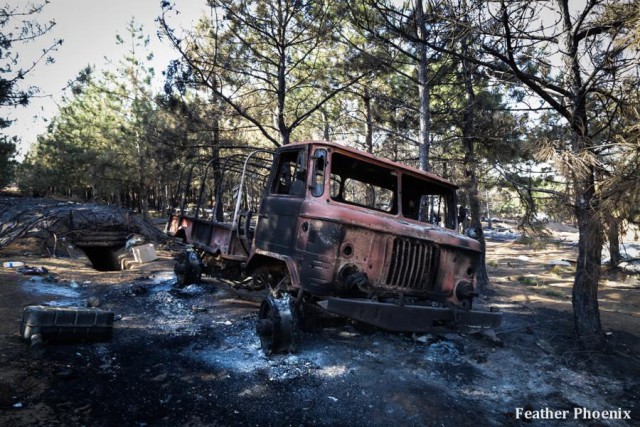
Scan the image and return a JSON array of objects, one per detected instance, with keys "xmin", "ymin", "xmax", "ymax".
[
  {"xmin": 3, "ymin": 261, "xmax": 25, "ymax": 268},
  {"xmin": 20, "ymin": 305, "xmax": 115, "ymax": 343}
]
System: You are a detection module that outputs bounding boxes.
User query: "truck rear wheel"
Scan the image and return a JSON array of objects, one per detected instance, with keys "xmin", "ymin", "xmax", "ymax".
[
  {"xmin": 175, "ymin": 249, "xmax": 202, "ymax": 287},
  {"xmin": 256, "ymin": 294, "xmax": 299, "ymax": 355}
]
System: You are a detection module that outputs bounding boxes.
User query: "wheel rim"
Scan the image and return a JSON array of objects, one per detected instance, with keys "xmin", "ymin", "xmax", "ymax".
[
  {"xmin": 256, "ymin": 294, "xmax": 299, "ymax": 355},
  {"xmin": 174, "ymin": 250, "xmax": 201, "ymax": 287},
  {"xmin": 175, "ymin": 254, "xmax": 189, "ymax": 287}
]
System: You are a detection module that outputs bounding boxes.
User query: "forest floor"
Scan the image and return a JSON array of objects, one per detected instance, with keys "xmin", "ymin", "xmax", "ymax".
[{"xmin": 0, "ymin": 208, "xmax": 639, "ymax": 426}]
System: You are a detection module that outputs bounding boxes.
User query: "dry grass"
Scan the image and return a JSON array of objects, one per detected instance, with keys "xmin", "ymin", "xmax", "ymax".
[{"xmin": 486, "ymin": 222, "xmax": 640, "ymax": 335}]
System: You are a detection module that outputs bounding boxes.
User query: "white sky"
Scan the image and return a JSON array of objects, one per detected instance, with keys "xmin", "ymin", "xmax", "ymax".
[{"xmin": 3, "ymin": 0, "xmax": 206, "ymax": 158}]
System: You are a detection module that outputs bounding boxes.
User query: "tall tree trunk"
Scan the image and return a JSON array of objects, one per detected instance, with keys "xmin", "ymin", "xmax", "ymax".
[
  {"xmin": 137, "ymin": 133, "xmax": 149, "ymax": 221},
  {"xmin": 558, "ymin": 0, "xmax": 603, "ymax": 349},
  {"xmin": 415, "ymin": 0, "xmax": 430, "ymax": 172},
  {"xmin": 415, "ymin": 0, "xmax": 432, "ymax": 223},
  {"xmin": 573, "ymin": 180, "xmax": 604, "ymax": 348},
  {"xmin": 164, "ymin": 184, "xmax": 170, "ymax": 213},
  {"xmin": 607, "ymin": 215, "xmax": 622, "ymax": 267},
  {"xmin": 461, "ymin": 34, "xmax": 489, "ymax": 291},
  {"xmin": 363, "ymin": 86, "xmax": 373, "ymax": 154},
  {"xmin": 212, "ymin": 112, "xmax": 224, "ymax": 222},
  {"xmin": 277, "ymin": 8, "xmax": 289, "ymax": 147},
  {"xmin": 321, "ymin": 108, "xmax": 330, "ymax": 140}
]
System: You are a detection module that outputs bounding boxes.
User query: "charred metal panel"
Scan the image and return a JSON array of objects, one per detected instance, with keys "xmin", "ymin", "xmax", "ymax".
[
  {"xmin": 167, "ymin": 215, "xmax": 192, "ymax": 238},
  {"xmin": 304, "ymin": 220, "xmax": 344, "ymax": 255},
  {"xmin": 382, "ymin": 237, "xmax": 440, "ymax": 291},
  {"xmin": 435, "ymin": 247, "xmax": 479, "ymax": 299},
  {"xmin": 209, "ymin": 222, "xmax": 233, "ymax": 254},
  {"xmin": 301, "ymin": 201, "xmax": 481, "ymax": 254},
  {"xmin": 167, "ymin": 216, "xmax": 194, "ymax": 241},
  {"xmin": 299, "ymin": 257, "xmax": 334, "ymax": 294},
  {"xmin": 299, "ymin": 220, "xmax": 344, "ymax": 295},
  {"xmin": 254, "ymin": 196, "xmax": 304, "ymax": 256},
  {"xmin": 191, "ymin": 220, "xmax": 214, "ymax": 246},
  {"xmin": 334, "ymin": 225, "xmax": 385, "ymax": 287}
]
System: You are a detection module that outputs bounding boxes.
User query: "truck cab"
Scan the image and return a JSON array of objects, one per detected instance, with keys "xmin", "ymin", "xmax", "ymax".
[{"xmin": 166, "ymin": 141, "xmax": 501, "ymax": 354}]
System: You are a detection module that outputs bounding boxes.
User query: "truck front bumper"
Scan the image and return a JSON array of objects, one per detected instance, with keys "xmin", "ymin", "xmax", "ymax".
[{"xmin": 322, "ymin": 298, "xmax": 502, "ymax": 332}]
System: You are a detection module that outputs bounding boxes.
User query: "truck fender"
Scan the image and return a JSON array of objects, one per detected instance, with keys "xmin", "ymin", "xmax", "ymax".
[{"xmin": 246, "ymin": 249, "xmax": 301, "ymax": 289}]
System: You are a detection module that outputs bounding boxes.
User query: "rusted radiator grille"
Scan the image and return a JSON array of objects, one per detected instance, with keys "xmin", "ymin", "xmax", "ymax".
[{"xmin": 384, "ymin": 238, "xmax": 439, "ymax": 291}]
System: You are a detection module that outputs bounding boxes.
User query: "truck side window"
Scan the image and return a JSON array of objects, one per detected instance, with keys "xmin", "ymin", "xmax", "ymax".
[
  {"xmin": 311, "ymin": 149, "xmax": 326, "ymax": 197},
  {"xmin": 272, "ymin": 149, "xmax": 306, "ymax": 197}
]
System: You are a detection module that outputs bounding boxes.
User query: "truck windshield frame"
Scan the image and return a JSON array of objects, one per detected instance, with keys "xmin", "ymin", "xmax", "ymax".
[
  {"xmin": 401, "ymin": 173, "xmax": 456, "ymax": 229},
  {"xmin": 328, "ymin": 151, "xmax": 457, "ymax": 230},
  {"xmin": 329, "ymin": 152, "xmax": 397, "ymax": 214},
  {"xmin": 270, "ymin": 148, "xmax": 306, "ymax": 197}
]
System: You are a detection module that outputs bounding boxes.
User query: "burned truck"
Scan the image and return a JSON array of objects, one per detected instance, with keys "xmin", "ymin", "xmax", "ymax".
[{"xmin": 166, "ymin": 141, "xmax": 501, "ymax": 354}]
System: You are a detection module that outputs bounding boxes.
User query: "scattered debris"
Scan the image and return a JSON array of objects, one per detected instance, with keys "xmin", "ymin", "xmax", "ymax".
[
  {"xmin": 484, "ymin": 227, "xmax": 522, "ymax": 242},
  {"xmin": 129, "ymin": 284, "xmax": 148, "ymax": 296},
  {"xmin": 16, "ymin": 266, "xmax": 49, "ymax": 275},
  {"xmin": 20, "ymin": 305, "xmax": 115, "ymax": 344},
  {"xmin": 535, "ymin": 339, "xmax": 554, "ymax": 354},
  {"xmin": 191, "ymin": 305, "xmax": 208, "ymax": 313},
  {"xmin": 3, "ymin": 261, "xmax": 24, "ymax": 268},
  {"xmin": 619, "ymin": 260, "xmax": 640, "ymax": 274},
  {"xmin": 412, "ymin": 333, "xmax": 434, "ymax": 344},
  {"xmin": 0, "ymin": 197, "xmax": 166, "ymax": 271},
  {"xmin": 1, "ymin": 203, "xmax": 638, "ymax": 426},
  {"xmin": 119, "ymin": 242, "xmax": 159, "ymax": 270},
  {"xmin": 87, "ymin": 296, "xmax": 101, "ymax": 308},
  {"xmin": 548, "ymin": 259, "xmax": 572, "ymax": 267}
]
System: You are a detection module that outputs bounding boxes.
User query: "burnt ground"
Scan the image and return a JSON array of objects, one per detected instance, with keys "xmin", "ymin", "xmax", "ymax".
[{"xmin": 0, "ymin": 225, "xmax": 639, "ymax": 426}]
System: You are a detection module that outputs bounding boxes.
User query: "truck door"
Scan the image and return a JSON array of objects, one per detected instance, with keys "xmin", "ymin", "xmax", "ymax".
[{"xmin": 254, "ymin": 147, "xmax": 306, "ymax": 256}]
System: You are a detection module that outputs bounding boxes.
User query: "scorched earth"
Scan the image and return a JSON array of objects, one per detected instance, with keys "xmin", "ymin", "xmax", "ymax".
[{"xmin": 0, "ymin": 219, "xmax": 639, "ymax": 426}]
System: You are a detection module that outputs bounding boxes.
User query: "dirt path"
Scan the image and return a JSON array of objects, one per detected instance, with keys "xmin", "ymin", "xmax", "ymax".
[{"xmin": 0, "ymin": 233, "xmax": 638, "ymax": 426}]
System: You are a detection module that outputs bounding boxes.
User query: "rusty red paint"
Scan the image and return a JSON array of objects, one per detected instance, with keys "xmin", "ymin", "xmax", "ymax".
[{"xmin": 167, "ymin": 141, "xmax": 500, "ymax": 331}]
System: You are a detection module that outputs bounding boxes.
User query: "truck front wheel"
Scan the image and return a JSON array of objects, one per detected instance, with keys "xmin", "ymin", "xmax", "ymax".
[{"xmin": 256, "ymin": 294, "xmax": 299, "ymax": 355}]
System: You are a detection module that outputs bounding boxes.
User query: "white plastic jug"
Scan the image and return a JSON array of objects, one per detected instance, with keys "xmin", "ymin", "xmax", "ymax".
[{"xmin": 3, "ymin": 261, "xmax": 25, "ymax": 268}]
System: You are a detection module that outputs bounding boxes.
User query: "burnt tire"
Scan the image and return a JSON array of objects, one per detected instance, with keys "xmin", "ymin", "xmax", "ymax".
[
  {"xmin": 256, "ymin": 294, "xmax": 299, "ymax": 356},
  {"xmin": 174, "ymin": 250, "xmax": 202, "ymax": 287}
]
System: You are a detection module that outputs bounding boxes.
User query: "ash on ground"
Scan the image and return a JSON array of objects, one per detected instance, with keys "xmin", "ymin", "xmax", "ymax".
[{"xmin": 1, "ymin": 264, "xmax": 638, "ymax": 427}]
